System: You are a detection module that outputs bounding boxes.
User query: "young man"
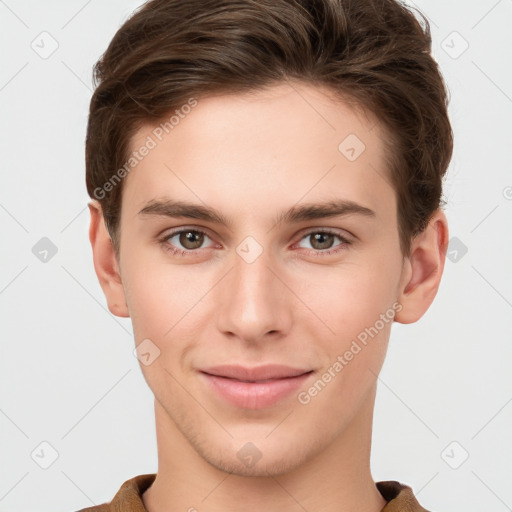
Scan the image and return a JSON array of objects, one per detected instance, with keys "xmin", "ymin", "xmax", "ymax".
[{"xmin": 81, "ymin": 0, "xmax": 452, "ymax": 510}]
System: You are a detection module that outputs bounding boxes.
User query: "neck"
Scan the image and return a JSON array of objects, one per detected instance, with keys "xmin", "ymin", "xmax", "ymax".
[{"xmin": 143, "ymin": 385, "xmax": 386, "ymax": 512}]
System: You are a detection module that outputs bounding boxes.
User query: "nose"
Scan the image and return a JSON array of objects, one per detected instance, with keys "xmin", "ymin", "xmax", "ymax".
[{"xmin": 215, "ymin": 243, "xmax": 292, "ymax": 345}]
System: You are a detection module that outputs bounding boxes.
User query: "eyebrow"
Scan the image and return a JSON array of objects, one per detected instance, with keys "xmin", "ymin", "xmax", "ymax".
[{"xmin": 138, "ymin": 198, "xmax": 376, "ymax": 228}]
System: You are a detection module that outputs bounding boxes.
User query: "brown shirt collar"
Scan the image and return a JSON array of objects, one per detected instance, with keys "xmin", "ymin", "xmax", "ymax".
[{"xmin": 77, "ymin": 474, "xmax": 429, "ymax": 512}]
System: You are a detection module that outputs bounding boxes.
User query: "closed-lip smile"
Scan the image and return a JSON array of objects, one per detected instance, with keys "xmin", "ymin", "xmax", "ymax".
[{"xmin": 199, "ymin": 364, "xmax": 314, "ymax": 409}]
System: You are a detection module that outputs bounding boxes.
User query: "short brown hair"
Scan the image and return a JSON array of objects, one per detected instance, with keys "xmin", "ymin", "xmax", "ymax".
[{"xmin": 85, "ymin": 0, "xmax": 453, "ymax": 256}]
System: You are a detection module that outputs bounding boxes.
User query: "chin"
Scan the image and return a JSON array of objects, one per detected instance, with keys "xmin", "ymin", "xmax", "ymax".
[
  {"xmin": 194, "ymin": 435, "xmax": 315, "ymax": 478},
  {"xmin": 205, "ymin": 453, "xmax": 306, "ymax": 478}
]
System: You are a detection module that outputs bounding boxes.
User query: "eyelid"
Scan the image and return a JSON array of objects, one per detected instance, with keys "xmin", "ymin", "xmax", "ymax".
[{"xmin": 295, "ymin": 226, "xmax": 354, "ymax": 243}]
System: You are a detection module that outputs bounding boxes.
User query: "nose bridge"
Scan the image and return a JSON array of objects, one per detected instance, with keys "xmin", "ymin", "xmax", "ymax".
[{"xmin": 216, "ymin": 240, "xmax": 290, "ymax": 342}]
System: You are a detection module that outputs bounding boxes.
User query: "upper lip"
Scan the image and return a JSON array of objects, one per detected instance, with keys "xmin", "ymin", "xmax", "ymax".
[{"xmin": 200, "ymin": 364, "xmax": 312, "ymax": 381}]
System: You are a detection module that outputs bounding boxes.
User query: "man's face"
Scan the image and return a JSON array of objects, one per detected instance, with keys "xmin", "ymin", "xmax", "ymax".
[{"xmin": 117, "ymin": 82, "xmax": 407, "ymax": 476}]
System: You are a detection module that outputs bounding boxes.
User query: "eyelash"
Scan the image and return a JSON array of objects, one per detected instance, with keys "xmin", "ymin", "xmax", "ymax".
[{"xmin": 158, "ymin": 227, "xmax": 352, "ymax": 257}]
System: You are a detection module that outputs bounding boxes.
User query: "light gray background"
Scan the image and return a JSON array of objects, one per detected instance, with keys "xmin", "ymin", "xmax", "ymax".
[{"xmin": 1, "ymin": 1, "xmax": 511, "ymax": 511}]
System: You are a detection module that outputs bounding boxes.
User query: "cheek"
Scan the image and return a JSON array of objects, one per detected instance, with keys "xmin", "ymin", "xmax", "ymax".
[
  {"xmin": 292, "ymin": 259, "xmax": 400, "ymax": 342},
  {"xmin": 123, "ymin": 248, "xmax": 203, "ymax": 326},
  {"xmin": 122, "ymin": 252, "xmax": 220, "ymax": 376},
  {"xmin": 296, "ymin": 268, "xmax": 396, "ymax": 421},
  {"xmin": 122, "ymin": 264, "xmax": 202, "ymax": 389}
]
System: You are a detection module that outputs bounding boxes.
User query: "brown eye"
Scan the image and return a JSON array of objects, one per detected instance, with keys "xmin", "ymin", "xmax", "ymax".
[
  {"xmin": 296, "ymin": 230, "xmax": 351, "ymax": 255},
  {"xmin": 179, "ymin": 230, "xmax": 205, "ymax": 249},
  {"xmin": 309, "ymin": 232, "xmax": 336, "ymax": 250}
]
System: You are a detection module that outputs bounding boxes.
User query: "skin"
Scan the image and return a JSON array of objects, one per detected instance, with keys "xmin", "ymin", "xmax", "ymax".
[{"xmin": 89, "ymin": 81, "xmax": 448, "ymax": 512}]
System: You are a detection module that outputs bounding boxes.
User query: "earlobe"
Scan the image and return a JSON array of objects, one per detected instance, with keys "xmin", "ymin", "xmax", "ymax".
[
  {"xmin": 88, "ymin": 200, "xmax": 130, "ymax": 318},
  {"xmin": 395, "ymin": 210, "xmax": 449, "ymax": 324}
]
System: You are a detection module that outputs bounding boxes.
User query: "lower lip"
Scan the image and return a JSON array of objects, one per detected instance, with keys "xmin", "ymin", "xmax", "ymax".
[{"xmin": 200, "ymin": 372, "xmax": 313, "ymax": 409}]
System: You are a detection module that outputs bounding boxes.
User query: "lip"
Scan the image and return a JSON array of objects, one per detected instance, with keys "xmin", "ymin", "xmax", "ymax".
[{"xmin": 199, "ymin": 365, "xmax": 313, "ymax": 409}]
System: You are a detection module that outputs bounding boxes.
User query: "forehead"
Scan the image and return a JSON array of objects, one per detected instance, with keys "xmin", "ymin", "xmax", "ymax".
[{"xmin": 122, "ymin": 82, "xmax": 395, "ymax": 223}]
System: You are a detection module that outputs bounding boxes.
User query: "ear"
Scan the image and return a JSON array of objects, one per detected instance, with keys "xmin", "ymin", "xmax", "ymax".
[
  {"xmin": 395, "ymin": 209, "xmax": 449, "ymax": 324},
  {"xmin": 88, "ymin": 200, "xmax": 130, "ymax": 318}
]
